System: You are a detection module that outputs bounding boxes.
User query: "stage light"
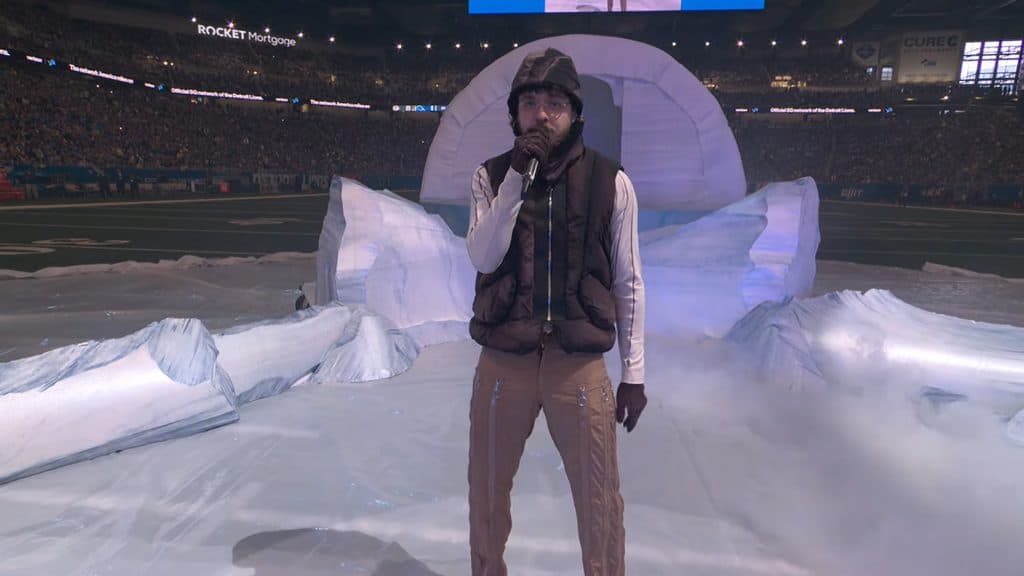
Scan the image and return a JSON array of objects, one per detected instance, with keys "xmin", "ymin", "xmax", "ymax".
[
  {"xmin": 513, "ymin": 42, "xmax": 519, "ymax": 48},
  {"xmin": 265, "ymin": 27, "xmax": 270, "ymax": 33},
  {"xmin": 425, "ymin": 42, "xmax": 432, "ymax": 49},
  {"xmin": 455, "ymin": 42, "xmax": 461, "ymax": 49},
  {"xmin": 671, "ymin": 41, "xmax": 677, "ymax": 47},
  {"xmin": 482, "ymin": 42, "xmax": 489, "ymax": 49},
  {"xmin": 227, "ymin": 21, "xmax": 234, "ymax": 28},
  {"xmin": 396, "ymin": 43, "xmax": 403, "ymax": 50},
  {"xmin": 329, "ymin": 36, "xmax": 336, "ymax": 43},
  {"xmin": 837, "ymin": 38, "xmax": 844, "ymax": 45},
  {"xmin": 298, "ymin": 31, "xmax": 304, "ymax": 38},
  {"xmin": 771, "ymin": 40, "xmax": 777, "ymax": 47},
  {"xmin": 190, "ymin": 17, "xmax": 197, "ymax": 23},
  {"xmin": 801, "ymin": 39, "xmax": 808, "ymax": 46},
  {"xmin": 705, "ymin": 41, "xmax": 711, "ymax": 47},
  {"xmin": 737, "ymin": 39, "xmax": 744, "ymax": 47}
]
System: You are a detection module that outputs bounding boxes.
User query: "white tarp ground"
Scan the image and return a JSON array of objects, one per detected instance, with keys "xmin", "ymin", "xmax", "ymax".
[{"xmin": 0, "ymin": 257, "xmax": 1023, "ymax": 574}]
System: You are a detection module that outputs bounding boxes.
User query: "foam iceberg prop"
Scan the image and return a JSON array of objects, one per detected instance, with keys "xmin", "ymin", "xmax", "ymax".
[
  {"xmin": 743, "ymin": 178, "xmax": 820, "ymax": 306},
  {"xmin": 0, "ymin": 318, "xmax": 237, "ymax": 485},
  {"xmin": 213, "ymin": 302, "xmax": 354, "ymax": 404},
  {"xmin": 315, "ymin": 177, "xmax": 476, "ymax": 347},
  {"xmin": 642, "ymin": 177, "xmax": 819, "ymax": 337},
  {"xmin": 311, "ymin": 308, "xmax": 419, "ymax": 384},
  {"xmin": 316, "ymin": 176, "xmax": 819, "ymax": 341},
  {"xmin": 728, "ymin": 289, "xmax": 1024, "ymax": 441}
]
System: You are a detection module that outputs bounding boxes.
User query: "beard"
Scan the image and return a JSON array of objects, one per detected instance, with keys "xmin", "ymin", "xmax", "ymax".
[{"xmin": 528, "ymin": 122, "xmax": 570, "ymax": 147}]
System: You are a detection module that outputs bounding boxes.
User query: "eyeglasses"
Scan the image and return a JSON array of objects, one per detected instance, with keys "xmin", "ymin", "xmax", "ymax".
[{"xmin": 518, "ymin": 98, "xmax": 571, "ymax": 118}]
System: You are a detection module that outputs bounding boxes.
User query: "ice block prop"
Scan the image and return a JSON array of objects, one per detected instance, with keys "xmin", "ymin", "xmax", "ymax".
[
  {"xmin": 312, "ymin": 309, "xmax": 419, "ymax": 384},
  {"xmin": 642, "ymin": 177, "xmax": 820, "ymax": 338},
  {"xmin": 315, "ymin": 177, "xmax": 475, "ymax": 347},
  {"xmin": 742, "ymin": 178, "xmax": 820, "ymax": 307},
  {"xmin": 214, "ymin": 303, "xmax": 354, "ymax": 404},
  {"xmin": 0, "ymin": 319, "xmax": 238, "ymax": 485}
]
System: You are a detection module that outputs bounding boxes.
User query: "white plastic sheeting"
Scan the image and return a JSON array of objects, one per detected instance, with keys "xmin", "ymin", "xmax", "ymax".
[
  {"xmin": 0, "ymin": 318, "xmax": 238, "ymax": 485},
  {"xmin": 421, "ymin": 34, "xmax": 745, "ymax": 211},
  {"xmin": 640, "ymin": 177, "xmax": 819, "ymax": 337},
  {"xmin": 213, "ymin": 302, "xmax": 355, "ymax": 404},
  {"xmin": 315, "ymin": 176, "xmax": 476, "ymax": 346},
  {"xmin": 0, "ymin": 298, "xmax": 421, "ymax": 485},
  {"xmin": 311, "ymin": 309, "xmax": 420, "ymax": 384},
  {"xmin": 743, "ymin": 178, "xmax": 820, "ymax": 306},
  {"xmin": 728, "ymin": 289, "xmax": 1024, "ymax": 440}
]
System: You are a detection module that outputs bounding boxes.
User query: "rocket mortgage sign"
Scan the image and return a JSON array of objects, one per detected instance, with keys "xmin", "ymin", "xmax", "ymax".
[{"xmin": 196, "ymin": 24, "xmax": 297, "ymax": 48}]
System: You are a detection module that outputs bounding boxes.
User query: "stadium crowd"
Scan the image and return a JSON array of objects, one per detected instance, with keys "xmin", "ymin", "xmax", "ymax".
[
  {"xmin": 0, "ymin": 67, "xmax": 436, "ymax": 176},
  {"xmin": 2, "ymin": 2, "xmax": 1023, "ymax": 202},
  {"xmin": 732, "ymin": 111, "xmax": 1024, "ymax": 189}
]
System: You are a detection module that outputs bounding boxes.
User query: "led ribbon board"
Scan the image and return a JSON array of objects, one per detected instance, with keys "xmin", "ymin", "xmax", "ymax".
[{"xmin": 469, "ymin": 0, "xmax": 764, "ymax": 14}]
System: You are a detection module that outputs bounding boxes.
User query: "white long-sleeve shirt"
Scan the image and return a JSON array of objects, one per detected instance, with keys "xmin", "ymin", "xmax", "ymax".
[{"xmin": 466, "ymin": 165, "xmax": 646, "ymax": 384}]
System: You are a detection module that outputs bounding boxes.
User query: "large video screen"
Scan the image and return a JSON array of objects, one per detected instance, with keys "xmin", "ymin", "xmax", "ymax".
[{"xmin": 469, "ymin": 0, "xmax": 765, "ymax": 14}]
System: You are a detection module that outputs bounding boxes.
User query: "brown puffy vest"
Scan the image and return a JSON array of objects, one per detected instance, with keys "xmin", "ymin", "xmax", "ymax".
[{"xmin": 469, "ymin": 147, "xmax": 620, "ymax": 355}]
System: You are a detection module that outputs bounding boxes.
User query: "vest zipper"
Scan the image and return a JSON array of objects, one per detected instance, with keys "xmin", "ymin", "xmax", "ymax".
[{"xmin": 546, "ymin": 184, "xmax": 554, "ymax": 323}]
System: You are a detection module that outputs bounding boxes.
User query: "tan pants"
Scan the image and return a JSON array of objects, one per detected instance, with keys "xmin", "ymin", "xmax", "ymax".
[{"xmin": 468, "ymin": 339, "xmax": 625, "ymax": 576}]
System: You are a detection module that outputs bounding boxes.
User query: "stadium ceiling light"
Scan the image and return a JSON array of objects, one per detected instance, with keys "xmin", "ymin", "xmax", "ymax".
[
  {"xmin": 771, "ymin": 40, "xmax": 777, "ymax": 47},
  {"xmin": 396, "ymin": 42, "xmax": 403, "ymax": 50},
  {"xmin": 455, "ymin": 42, "xmax": 462, "ymax": 49},
  {"xmin": 513, "ymin": 42, "xmax": 519, "ymax": 48},
  {"xmin": 737, "ymin": 39, "xmax": 744, "ymax": 47},
  {"xmin": 837, "ymin": 38, "xmax": 844, "ymax": 45},
  {"xmin": 329, "ymin": 36, "xmax": 336, "ymax": 43},
  {"xmin": 228, "ymin": 21, "xmax": 234, "ymax": 28},
  {"xmin": 705, "ymin": 40, "xmax": 711, "ymax": 47},
  {"xmin": 425, "ymin": 42, "xmax": 432, "ymax": 49},
  {"xmin": 801, "ymin": 39, "xmax": 808, "ymax": 46},
  {"xmin": 482, "ymin": 42, "xmax": 489, "ymax": 49},
  {"xmin": 265, "ymin": 27, "xmax": 270, "ymax": 33},
  {"xmin": 298, "ymin": 31, "xmax": 304, "ymax": 38},
  {"xmin": 671, "ymin": 41, "xmax": 677, "ymax": 47},
  {"xmin": 190, "ymin": 16, "xmax": 197, "ymax": 23}
]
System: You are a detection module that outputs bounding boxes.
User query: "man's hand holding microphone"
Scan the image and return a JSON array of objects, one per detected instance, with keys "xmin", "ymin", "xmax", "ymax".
[{"xmin": 511, "ymin": 129, "xmax": 553, "ymax": 197}]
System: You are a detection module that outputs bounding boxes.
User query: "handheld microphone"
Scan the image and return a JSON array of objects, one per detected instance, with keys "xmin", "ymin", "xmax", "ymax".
[{"xmin": 521, "ymin": 157, "xmax": 539, "ymax": 199}]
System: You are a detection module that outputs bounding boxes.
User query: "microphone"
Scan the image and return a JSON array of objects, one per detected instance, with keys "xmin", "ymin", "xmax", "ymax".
[{"xmin": 521, "ymin": 157, "xmax": 539, "ymax": 199}]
